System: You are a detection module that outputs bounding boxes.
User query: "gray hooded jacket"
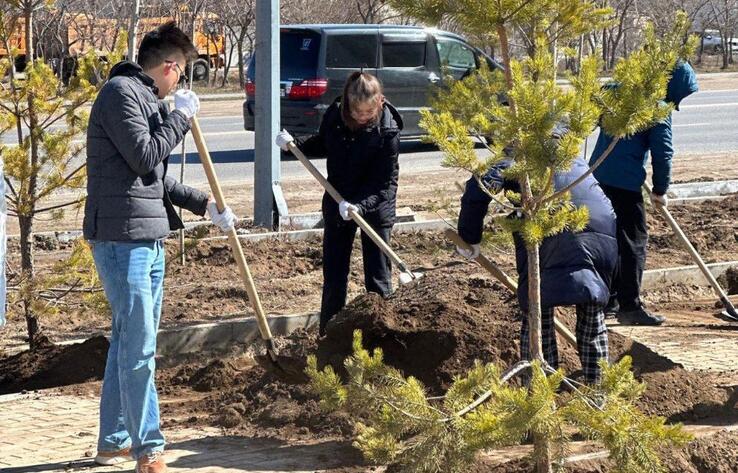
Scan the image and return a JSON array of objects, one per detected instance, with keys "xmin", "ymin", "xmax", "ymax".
[{"xmin": 83, "ymin": 61, "xmax": 208, "ymax": 241}]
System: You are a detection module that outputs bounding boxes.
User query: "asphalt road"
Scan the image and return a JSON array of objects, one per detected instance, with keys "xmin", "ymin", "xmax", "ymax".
[
  {"xmin": 171, "ymin": 87, "xmax": 738, "ymax": 187},
  {"xmin": 2, "ymin": 88, "xmax": 737, "ymax": 188}
]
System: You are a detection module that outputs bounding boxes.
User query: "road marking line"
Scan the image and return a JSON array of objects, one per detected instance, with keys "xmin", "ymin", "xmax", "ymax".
[
  {"xmin": 680, "ymin": 102, "xmax": 738, "ymax": 109},
  {"xmin": 673, "ymin": 122, "xmax": 711, "ymax": 127}
]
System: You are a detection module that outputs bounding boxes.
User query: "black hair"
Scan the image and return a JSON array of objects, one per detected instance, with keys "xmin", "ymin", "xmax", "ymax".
[{"xmin": 137, "ymin": 21, "xmax": 198, "ymax": 70}]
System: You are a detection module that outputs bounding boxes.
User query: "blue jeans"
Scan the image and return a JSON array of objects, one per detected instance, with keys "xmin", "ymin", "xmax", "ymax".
[{"xmin": 91, "ymin": 240, "xmax": 166, "ymax": 459}]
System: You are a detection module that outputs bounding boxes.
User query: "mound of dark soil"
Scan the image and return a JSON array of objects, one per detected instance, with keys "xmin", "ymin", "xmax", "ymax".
[
  {"xmin": 317, "ymin": 272, "xmax": 522, "ymax": 394},
  {"xmin": 0, "ymin": 336, "xmax": 108, "ymax": 394},
  {"xmin": 178, "ymin": 269, "xmax": 734, "ymax": 441}
]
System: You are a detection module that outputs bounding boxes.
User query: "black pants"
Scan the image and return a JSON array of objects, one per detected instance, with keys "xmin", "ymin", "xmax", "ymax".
[
  {"xmin": 320, "ymin": 220, "xmax": 393, "ymax": 332},
  {"xmin": 601, "ymin": 184, "xmax": 647, "ymax": 312}
]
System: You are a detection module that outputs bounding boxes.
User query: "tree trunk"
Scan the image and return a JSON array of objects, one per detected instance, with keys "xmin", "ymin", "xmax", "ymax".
[
  {"xmin": 24, "ymin": 7, "xmax": 33, "ymax": 64},
  {"xmin": 127, "ymin": 0, "xmax": 141, "ymax": 62},
  {"xmin": 19, "ymin": 215, "xmax": 39, "ymax": 348},
  {"xmin": 237, "ymin": 36, "xmax": 245, "ymax": 89},
  {"xmin": 497, "ymin": 22, "xmax": 551, "ymax": 473},
  {"xmin": 601, "ymin": 29, "xmax": 608, "ymax": 71},
  {"xmin": 527, "ymin": 241, "xmax": 552, "ymax": 473},
  {"xmin": 23, "ymin": 7, "xmax": 41, "ymax": 349},
  {"xmin": 221, "ymin": 32, "xmax": 235, "ymax": 88}
]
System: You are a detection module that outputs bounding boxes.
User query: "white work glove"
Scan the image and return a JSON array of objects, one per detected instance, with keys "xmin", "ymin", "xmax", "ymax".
[
  {"xmin": 174, "ymin": 89, "xmax": 200, "ymax": 119},
  {"xmin": 650, "ymin": 192, "xmax": 668, "ymax": 207},
  {"xmin": 456, "ymin": 243, "xmax": 480, "ymax": 260},
  {"xmin": 275, "ymin": 129, "xmax": 294, "ymax": 151},
  {"xmin": 207, "ymin": 201, "xmax": 236, "ymax": 232},
  {"xmin": 338, "ymin": 200, "xmax": 359, "ymax": 221}
]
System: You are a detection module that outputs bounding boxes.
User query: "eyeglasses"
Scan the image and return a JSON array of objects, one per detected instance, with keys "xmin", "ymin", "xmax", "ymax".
[{"xmin": 165, "ymin": 60, "xmax": 184, "ymax": 77}]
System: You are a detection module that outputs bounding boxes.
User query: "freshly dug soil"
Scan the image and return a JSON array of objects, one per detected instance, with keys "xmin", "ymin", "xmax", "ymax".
[
  {"xmin": 647, "ymin": 194, "xmax": 738, "ymax": 268},
  {"xmin": 166, "ymin": 269, "xmax": 734, "ymax": 443},
  {"xmin": 0, "ymin": 335, "xmax": 108, "ymax": 394},
  {"xmin": 2, "ymin": 195, "xmax": 735, "ymax": 350},
  {"xmin": 606, "ymin": 331, "xmax": 734, "ymax": 422},
  {"xmin": 317, "ymin": 272, "xmax": 521, "ymax": 394},
  {"xmin": 719, "ymin": 266, "xmax": 738, "ymax": 295}
]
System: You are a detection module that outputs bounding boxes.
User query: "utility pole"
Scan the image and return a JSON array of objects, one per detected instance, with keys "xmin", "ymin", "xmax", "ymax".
[
  {"xmin": 128, "ymin": 0, "xmax": 141, "ymax": 62},
  {"xmin": 253, "ymin": 0, "xmax": 288, "ymax": 229}
]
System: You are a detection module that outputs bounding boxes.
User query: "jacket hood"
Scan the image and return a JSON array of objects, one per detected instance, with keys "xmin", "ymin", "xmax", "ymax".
[
  {"xmin": 108, "ymin": 61, "xmax": 158, "ymax": 93},
  {"xmin": 380, "ymin": 100, "xmax": 404, "ymax": 132},
  {"xmin": 666, "ymin": 61, "xmax": 698, "ymax": 110}
]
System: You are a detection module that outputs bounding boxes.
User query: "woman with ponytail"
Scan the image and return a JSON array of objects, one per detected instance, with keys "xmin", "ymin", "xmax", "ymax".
[{"xmin": 277, "ymin": 72, "xmax": 404, "ymax": 335}]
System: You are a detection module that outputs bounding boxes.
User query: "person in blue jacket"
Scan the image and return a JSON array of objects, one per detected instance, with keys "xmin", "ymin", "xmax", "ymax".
[
  {"xmin": 589, "ymin": 61, "xmax": 698, "ymax": 325},
  {"xmin": 457, "ymin": 146, "xmax": 618, "ymax": 384}
]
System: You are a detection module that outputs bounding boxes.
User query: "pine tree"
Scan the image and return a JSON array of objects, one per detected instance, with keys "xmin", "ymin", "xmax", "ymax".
[
  {"xmin": 309, "ymin": 1, "xmax": 698, "ymax": 471},
  {"xmin": 308, "ymin": 331, "xmax": 692, "ymax": 472},
  {"xmin": 0, "ymin": 5, "xmax": 125, "ymax": 348}
]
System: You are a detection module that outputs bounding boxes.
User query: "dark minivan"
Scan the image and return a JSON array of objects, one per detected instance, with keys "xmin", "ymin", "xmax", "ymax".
[{"xmin": 243, "ymin": 24, "xmax": 498, "ymax": 137}]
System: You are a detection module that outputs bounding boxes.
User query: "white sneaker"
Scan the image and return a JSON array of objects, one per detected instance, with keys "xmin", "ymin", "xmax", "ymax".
[{"xmin": 95, "ymin": 447, "xmax": 134, "ymax": 465}]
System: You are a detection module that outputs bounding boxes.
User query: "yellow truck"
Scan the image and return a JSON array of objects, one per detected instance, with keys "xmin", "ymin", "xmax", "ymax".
[
  {"xmin": 0, "ymin": 19, "xmax": 27, "ymax": 72},
  {"xmin": 64, "ymin": 13, "xmax": 225, "ymax": 82}
]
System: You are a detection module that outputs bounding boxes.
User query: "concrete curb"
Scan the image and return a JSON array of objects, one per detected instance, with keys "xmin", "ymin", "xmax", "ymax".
[
  {"xmin": 47, "ymin": 311, "xmax": 319, "ymax": 359},
  {"xmin": 671, "ymin": 195, "xmax": 727, "ymax": 206},
  {"xmin": 642, "ymin": 261, "xmax": 738, "ymax": 290},
  {"xmin": 200, "ymin": 218, "xmax": 456, "ymax": 243},
  {"xmin": 670, "ymin": 180, "xmax": 738, "ymax": 198},
  {"xmin": 156, "ymin": 311, "xmax": 318, "ymax": 357}
]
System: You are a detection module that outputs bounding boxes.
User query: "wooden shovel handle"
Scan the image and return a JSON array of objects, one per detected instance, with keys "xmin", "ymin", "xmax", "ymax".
[
  {"xmin": 444, "ymin": 229, "xmax": 518, "ymax": 292},
  {"xmin": 444, "ymin": 228, "xmax": 577, "ymax": 348},
  {"xmin": 191, "ymin": 117, "xmax": 274, "ymax": 341},
  {"xmin": 288, "ymin": 142, "xmax": 412, "ymax": 275},
  {"xmin": 643, "ymin": 183, "xmax": 737, "ymax": 314}
]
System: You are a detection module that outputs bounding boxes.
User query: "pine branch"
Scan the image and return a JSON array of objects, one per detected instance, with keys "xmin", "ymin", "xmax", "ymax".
[{"xmin": 34, "ymin": 196, "xmax": 85, "ymax": 214}]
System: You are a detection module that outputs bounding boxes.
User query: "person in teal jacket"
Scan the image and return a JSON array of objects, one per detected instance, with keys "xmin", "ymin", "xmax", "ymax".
[{"xmin": 589, "ymin": 60, "xmax": 698, "ymax": 325}]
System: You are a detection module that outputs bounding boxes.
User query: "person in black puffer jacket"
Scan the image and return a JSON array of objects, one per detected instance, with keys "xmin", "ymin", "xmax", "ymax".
[
  {"xmin": 457, "ymin": 127, "xmax": 617, "ymax": 384},
  {"xmin": 277, "ymin": 72, "xmax": 403, "ymax": 335}
]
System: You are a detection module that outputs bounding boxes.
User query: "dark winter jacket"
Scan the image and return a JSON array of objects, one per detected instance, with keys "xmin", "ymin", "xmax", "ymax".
[
  {"xmin": 83, "ymin": 61, "xmax": 208, "ymax": 241},
  {"xmin": 458, "ymin": 157, "xmax": 618, "ymax": 311},
  {"xmin": 589, "ymin": 61, "xmax": 698, "ymax": 195},
  {"xmin": 296, "ymin": 98, "xmax": 403, "ymax": 228}
]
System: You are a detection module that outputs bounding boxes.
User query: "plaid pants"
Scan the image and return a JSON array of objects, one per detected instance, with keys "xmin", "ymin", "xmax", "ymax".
[{"xmin": 520, "ymin": 303, "xmax": 609, "ymax": 384}]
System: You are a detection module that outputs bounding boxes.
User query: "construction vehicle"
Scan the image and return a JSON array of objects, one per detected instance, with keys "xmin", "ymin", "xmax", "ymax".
[
  {"xmin": 65, "ymin": 13, "xmax": 224, "ymax": 83},
  {"xmin": 0, "ymin": 19, "xmax": 27, "ymax": 73}
]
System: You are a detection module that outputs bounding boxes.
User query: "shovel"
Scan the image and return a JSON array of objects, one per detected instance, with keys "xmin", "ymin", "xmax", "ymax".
[
  {"xmin": 190, "ymin": 117, "xmax": 306, "ymax": 380},
  {"xmin": 287, "ymin": 142, "xmax": 421, "ymax": 285},
  {"xmin": 444, "ymin": 229, "xmax": 578, "ymax": 348},
  {"xmin": 643, "ymin": 184, "xmax": 738, "ymax": 321}
]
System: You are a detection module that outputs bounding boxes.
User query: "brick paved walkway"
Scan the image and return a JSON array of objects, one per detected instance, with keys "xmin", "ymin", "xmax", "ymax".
[
  {"xmin": 0, "ymin": 393, "xmax": 360, "ymax": 473},
  {"xmin": 608, "ymin": 302, "xmax": 738, "ymax": 385}
]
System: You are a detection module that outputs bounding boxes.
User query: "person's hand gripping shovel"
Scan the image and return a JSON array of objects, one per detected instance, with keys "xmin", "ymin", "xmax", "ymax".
[{"xmin": 277, "ymin": 130, "xmax": 422, "ymax": 286}]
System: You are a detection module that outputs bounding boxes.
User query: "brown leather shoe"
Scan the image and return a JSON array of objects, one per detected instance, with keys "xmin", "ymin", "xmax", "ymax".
[{"xmin": 136, "ymin": 451, "xmax": 167, "ymax": 473}]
